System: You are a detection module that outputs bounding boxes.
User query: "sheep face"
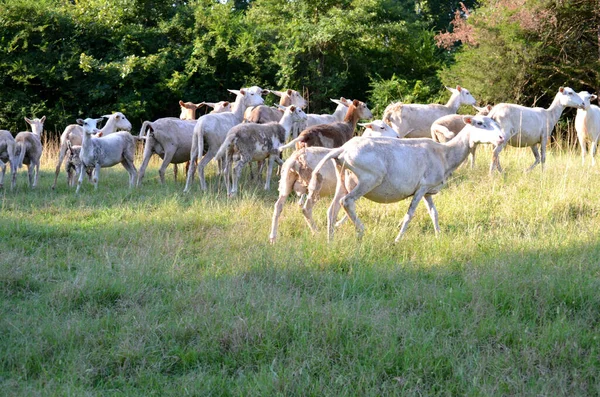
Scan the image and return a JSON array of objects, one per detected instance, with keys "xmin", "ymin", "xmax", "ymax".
[
  {"xmin": 577, "ymin": 91, "xmax": 597, "ymax": 111},
  {"xmin": 102, "ymin": 112, "xmax": 132, "ymax": 131},
  {"xmin": 558, "ymin": 87, "xmax": 585, "ymax": 109},
  {"xmin": 463, "ymin": 116, "xmax": 504, "ymax": 147},
  {"xmin": 353, "ymin": 100, "xmax": 373, "ymax": 120},
  {"xmin": 24, "ymin": 116, "xmax": 46, "ymax": 135},
  {"xmin": 76, "ymin": 117, "xmax": 103, "ymax": 135}
]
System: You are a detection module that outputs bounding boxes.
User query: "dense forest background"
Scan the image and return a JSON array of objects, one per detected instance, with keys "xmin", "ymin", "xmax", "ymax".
[{"xmin": 0, "ymin": 0, "xmax": 597, "ymax": 135}]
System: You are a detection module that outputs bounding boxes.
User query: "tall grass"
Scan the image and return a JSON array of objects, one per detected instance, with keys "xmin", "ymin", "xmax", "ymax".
[{"xmin": 1, "ymin": 137, "xmax": 600, "ymax": 395}]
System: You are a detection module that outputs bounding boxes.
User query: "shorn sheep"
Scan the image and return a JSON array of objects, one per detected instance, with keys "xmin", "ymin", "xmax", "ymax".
[
  {"xmin": 308, "ymin": 116, "xmax": 505, "ymax": 242},
  {"xmin": 488, "ymin": 86, "xmax": 584, "ymax": 173},
  {"xmin": 14, "ymin": 116, "xmax": 45, "ymax": 188},
  {"xmin": 359, "ymin": 120, "xmax": 399, "ymax": 138},
  {"xmin": 184, "ymin": 88, "xmax": 265, "ymax": 192},
  {"xmin": 383, "ymin": 85, "xmax": 477, "ymax": 138},
  {"xmin": 278, "ymin": 99, "xmax": 373, "ymax": 150},
  {"xmin": 305, "ymin": 97, "xmax": 351, "ymax": 128},
  {"xmin": 51, "ymin": 112, "xmax": 132, "ymax": 189},
  {"xmin": 75, "ymin": 118, "xmax": 137, "ymax": 193},
  {"xmin": 575, "ymin": 91, "xmax": 600, "ymax": 166},
  {"xmin": 244, "ymin": 89, "xmax": 308, "ymax": 124},
  {"xmin": 0, "ymin": 130, "xmax": 17, "ymax": 189},
  {"xmin": 216, "ymin": 105, "xmax": 308, "ymax": 195}
]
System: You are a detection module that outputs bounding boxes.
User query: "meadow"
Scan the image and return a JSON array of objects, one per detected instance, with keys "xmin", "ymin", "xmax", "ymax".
[{"xmin": 2, "ymin": 136, "xmax": 600, "ymax": 395}]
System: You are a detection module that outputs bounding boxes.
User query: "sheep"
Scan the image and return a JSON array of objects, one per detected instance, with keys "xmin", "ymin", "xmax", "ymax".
[
  {"xmin": 0, "ymin": 130, "xmax": 17, "ymax": 189},
  {"xmin": 179, "ymin": 100, "xmax": 231, "ymax": 120},
  {"xmin": 65, "ymin": 141, "xmax": 82, "ymax": 187},
  {"xmin": 305, "ymin": 97, "xmax": 351, "ymax": 128},
  {"xmin": 359, "ymin": 120, "xmax": 399, "ymax": 138},
  {"xmin": 269, "ymin": 146, "xmax": 340, "ymax": 243},
  {"xmin": 244, "ymin": 89, "xmax": 308, "ymax": 124},
  {"xmin": 183, "ymin": 88, "xmax": 266, "ymax": 192},
  {"xmin": 215, "ymin": 105, "xmax": 308, "ymax": 195},
  {"xmin": 489, "ymin": 86, "xmax": 584, "ymax": 173},
  {"xmin": 51, "ymin": 112, "xmax": 132, "ymax": 189},
  {"xmin": 382, "ymin": 85, "xmax": 477, "ymax": 138},
  {"xmin": 430, "ymin": 104, "xmax": 493, "ymax": 168},
  {"xmin": 575, "ymin": 91, "xmax": 600, "ymax": 166},
  {"xmin": 75, "ymin": 118, "xmax": 137, "ymax": 193},
  {"xmin": 278, "ymin": 99, "xmax": 373, "ymax": 151},
  {"xmin": 307, "ymin": 116, "xmax": 505, "ymax": 242},
  {"xmin": 14, "ymin": 117, "xmax": 45, "ymax": 188}
]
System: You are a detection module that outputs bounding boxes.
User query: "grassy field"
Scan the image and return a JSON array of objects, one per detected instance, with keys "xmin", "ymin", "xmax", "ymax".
[{"xmin": 2, "ymin": 138, "xmax": 600, "ymax": 395}]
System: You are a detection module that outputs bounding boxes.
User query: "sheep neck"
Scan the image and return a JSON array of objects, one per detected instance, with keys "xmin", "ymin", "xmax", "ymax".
[
  {"xmin": 343, "ymin": 104, "xmax": 361, "ymax": 132},
  {"xmin": 230, "ymin": 95, "xmax": 249, "ymax": 122},
  {"xmin": 100, "ymin": 116, "xmax": 118, "ymax": 134},
  {"xmin": 441, "ymin": 129, "xmax": 473, "ymax": 172},
  {"xmin": 445, "ymin": 91, "xmax": 464, "ymax": 113},
  {"xmin": 279, "ymin": 95, "xmax": 292, "ymax": 106},
  {"xmin": 544, "ymin": 93, "xmax": 566, "ymax": 130}
]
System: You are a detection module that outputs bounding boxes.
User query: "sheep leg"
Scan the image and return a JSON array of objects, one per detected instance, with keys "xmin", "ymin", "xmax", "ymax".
[
  {"xmin": 33, "ymin": 161, "xmax": 40, "ymax": 188},
  {"xmin": 423, "ymin": 195, "xmax": 440, "ymax": 236},
  {"xmin": 326, "ymin": 165, "xmax": 349, "ymax": 242},
  {"xmin": 223, "ymin": 150, "xmax": 232, "ymax": 195},
  {"xmin": 525, "ymin": 145, "xmax": 541, "ymax": 172},
  {"xmin": 469, "ymin": 146, "xmax": 477, "ymax": 169},
  {"xmin": 231, "ymin": 157, "xmax": 248, "ymax": 196},
  {"xmin": 75, "ymin": 162, "xmax": 86, "ymax": 194},
  {"xmin": 301, "ymin": 193, "xmax": 320, "ymax": 234},
  {"xmin": 93, "ymin": 164, "xmax": 101, "ymax": 189},
  {"xmin": 0, "ymin": 161, "xmax": 5, "ymax": 188},
  {"xmin": 52, "ymin": 142, "xmax": 68, "ymax": 190},
  {"xmin": 137, "ymin": 137, "xmax": 154, "ymax": 186},
  {"xmin": 173, "ymin": 164, "xmax": 178, "ymax": 181},
  {"xmin": 340, "ymin": 178, "xmax": 380, "ymax": 240},
  {"xmin": 395, "ymin": 189, "xmax": 428, "ymax": 243},
  {"xmin": 121, "ymin": 157, "xmax": 137, "ymax": 189},
  {"xmin": 183, "ymin": 133, "xmax": 200, "ymax": 193},
  {"xmin": 264, "ymin": 156, "xmax": 276, "ymax": 190},
  {"xmin": 269, "ymin": 171, "xmax": 297, "ymax": 243},
  {"xmin": 489, "ymin": 143, "xmax": 505, "ymax": 174},
  {"xmin": 158, "ymin": 150, "xmax": 175, "ymax": 184},
  {"xmin": 540, "ymin": 131, "xmax": 548, "ymax": 171},
  {"xmin": 11, "ymin": 160, "xmax": 16, "ymax": 190},
  {"xmin": 591, "ymin": 140, "xmax": 598, "ymax": 166},
  {"xmin": 578, "ymin": 133, "xmax": 587, "ymax": 166},
  {"xmin": 27, "ymin": 164, "xmax": 34, "ymax": 187},
  {"xmin": 197, "ymin": 150, "xmax": 216, "ymax": 191}
]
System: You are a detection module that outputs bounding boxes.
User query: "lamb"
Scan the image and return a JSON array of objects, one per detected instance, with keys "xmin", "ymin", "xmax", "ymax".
[
  {"xmin": 359, "ymin": 120, "xmax": 399, "ymax": 138},
  {"xmin": 489, "ymin": 86, "xmax": 584, "ymax": 173},
  {"xmin": 65, "ymin": 141, "xmax": 82, "ymax": 187},
  {"xmin": 75, "ymin": 118, "xmax": 137, "ymax": 193},
  {"xmin": 307, "ymin": 116, "xmax": 504, "ymax": 242},
  {"xmin": 382, "ymin": 85, "xmax": 477, "ymax": 138},
  {"xmin": 51, "ymin": 112, "xmax": 132, "ymax": 189},
  {"xmin": 215, "ymin": 105, "xmax": 308, "ymax": 195},
  {"xmin": 0, "ymin": 130, "xmax": 17, "ymax": 189},
  {"xmin": 305, "ymin": 98, "xmax": 351, "ymax": 128},
  {"xmin": 14, "ymin": 117, "xmax": 45, "ymax": 188},
  {"xmin": 575, "ymin": 91, "xmax": 600, "ymax": 166},
  {"xmin": 183, "ymin": 88, "xmax": 265, "ymax": 192},
  {"xmin": 278, "ymin": 99, "xmax": 373, "ymax": 150},
  {"xmin": 179, "ymin": 100, "xmax": 231, "ymax": 120},
  {"xmin": 269, "ymin": 146, "xmax": 340, "ymax": 243}
]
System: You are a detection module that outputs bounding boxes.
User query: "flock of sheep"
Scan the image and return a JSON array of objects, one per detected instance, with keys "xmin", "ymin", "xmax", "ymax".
[{"xmin": 1, "ymin": 84, "xmax": 598, "ymax": 243}]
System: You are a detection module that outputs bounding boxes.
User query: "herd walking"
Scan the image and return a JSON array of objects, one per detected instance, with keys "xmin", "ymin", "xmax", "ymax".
[{"xmin": 1, "ymin": 84, "xmax": 596, "ymax": 242}]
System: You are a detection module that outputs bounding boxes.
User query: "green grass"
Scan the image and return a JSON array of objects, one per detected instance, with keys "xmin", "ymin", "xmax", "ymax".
[{"xmin": 2, "ymin": 143, "xmax": 600, "ymax": 395}]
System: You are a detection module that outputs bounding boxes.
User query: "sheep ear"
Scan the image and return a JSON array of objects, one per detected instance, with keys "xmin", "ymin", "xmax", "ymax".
[
  {"xmin": 559, "ymin": 86, "xmax": 565, "ymax": 93},
  {"xmin": 40, "ymin": 116, "xmax": 46, "ymax": 124},
  {"xmin": 463, "ymin": 116, "xmax": 473, "ymax": 125},
  {"xmin": 76, "ymin": 118, "xmax": 84, "ymax": 126},
  {"xmin": 445, "ymin": 86, "xmax": 455, "ymax": 92},
  {"xmin": 24, "ymin": 117, "xmax": 33, "ymax": 125},
  {"xmin": 591, "ymin": 95, "xmax": 598, "ymax": 102},
  {"xmin": 330, "ymin": 98, "xmax": 342, "ymax": 105},
  {"xmin": 486, "ymin": 104, "xmax": 493, "ymax": 111},
  {"xmin": 352, "ymin": 99, "xmax": 360, "ymax": 107},
  {"xmin": 290, "ymin": 105, "xmax": 296, "ymax": 112},
  {"xmin": 101, "ymin": 114, "xmax": 112, "ymax": 118},
  {"xmin": 358, "ymin": 122, "xmax": 371, "ymax": 128},
  {"xmin": 456, "ymin": 85, "xmax": 462, "ymax": 92},
  {"xmin": 276, "ymin": 104, "xmax": 286, "ymax": 110},
  {"xmin": 261, "ymin": 89, "xmax": 270, "ymax": 96},
  {"xmin": 179, "ymin": 100, "xmax": 185, "ymax": 107},
  {"xmin": 222, "ymin": 101, "xmax": 230, "ymax": 107},
  {"xmin": 271, "ymin": 90, "xmax": 283, "ymax": 97},
  {"xmin": 228, "ymin": 89, "xmax": 242, "ymax": 96},
  {"xmin": 287, "ymin": 89, "xmax": 293, "ymax": 96},
  {"xmin": 340, "ymin": 97, "xmax": 348, "ymax": 103},
  {"xmin": 95, "ymin": 118, "xmax": 103, "ymax": 124}
]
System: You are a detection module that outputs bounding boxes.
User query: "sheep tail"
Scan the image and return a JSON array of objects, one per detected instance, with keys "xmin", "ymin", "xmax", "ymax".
[
  {"xmin": 15, "ymin": 141, "xmax": 26, "ymax": 169},
  {"xmin": 278, "ymin": 136, "xmax": 303, "ymax": 152},
  {"xmin": 307, "ymin": 147, "xmax": 344, "ymax": 193},
  {"xmin": 138, "ymin": 121, "xmax": 153, "ymax": 140},
  {"xmin": 215, "ymin": 133, "xmax": 235, "ymax": 161}
]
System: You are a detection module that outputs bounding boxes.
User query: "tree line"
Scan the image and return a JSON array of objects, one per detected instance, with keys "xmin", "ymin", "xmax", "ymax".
[{"xmin": 0, "ymin": 0, "xmax": 597, "ymax": 136}]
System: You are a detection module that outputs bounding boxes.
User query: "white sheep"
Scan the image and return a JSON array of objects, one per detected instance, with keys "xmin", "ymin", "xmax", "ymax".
[
  {"xmin": 179, "ymin": 100, "xmax": 231, "ymax": 120},
  {"xmin": 0, "ymin": 130, "xmax": 17, "ymax": 189},
  {"xmin": 52, "ymin": 112, "xmax": 132, "ymax": 189},
  {"xmin": 383, "ymin": 85, "xmax": 477, "ymax": 138},
  {"xmin": 308, "ymin": 116, "xmax": 504, "ymax": 242},
  {"xmin": 215, "ymin": 105, "xmax": 307, "ymax": 195},
  {"xmin": 14, "ymin": 116, "xmax": 45, "ymax": 188},
  {"xmin": 575, "ymin": 91, "xmax": 600, "ymax": 166},
  {"xmin": 489, "ymin": 86, "xmax": 584, "ymax": 173},
  {"xmin": 183, "ymin": 88, "xmax": 265, "ymax": 192},
  {"xmin": 75, "ymin": 118, "xmax": 137, "ymax": 193}
]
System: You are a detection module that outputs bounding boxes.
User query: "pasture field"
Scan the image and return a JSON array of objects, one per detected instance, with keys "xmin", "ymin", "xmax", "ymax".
[{"xmin": 2, "ymin": 138, "xmax": 600, "ymax": 395}]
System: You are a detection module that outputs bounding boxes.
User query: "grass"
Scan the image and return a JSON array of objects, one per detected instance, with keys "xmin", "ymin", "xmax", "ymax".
[{"xmin": 2, "ymin": 137, "xmax": 600, "ymax": 395}]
